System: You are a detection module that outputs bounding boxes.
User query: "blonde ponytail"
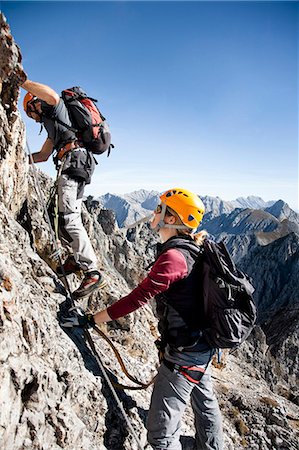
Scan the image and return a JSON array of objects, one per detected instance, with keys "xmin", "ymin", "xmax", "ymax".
[{"xmin": 177, "ymin": 229, "xmax": 207, "ymax": 246}]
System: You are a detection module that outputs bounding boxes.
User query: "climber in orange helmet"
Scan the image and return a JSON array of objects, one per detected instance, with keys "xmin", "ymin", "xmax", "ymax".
[
  {"xmin": 21, "ymin": 78, "xmax": 106, "ymax": 298},
  {"xmin": 62, "ymin": 187, "xmax": 224, "ymax": 450}
]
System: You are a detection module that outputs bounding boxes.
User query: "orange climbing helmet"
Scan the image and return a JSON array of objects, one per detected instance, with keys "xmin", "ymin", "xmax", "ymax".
[
  {"xmin": 160, "ymin": 188, "xmax": 205, "ymax": 229},
  {"xmin": 23, "ymin": 92, "xmax": 38, "ymax": 114}
]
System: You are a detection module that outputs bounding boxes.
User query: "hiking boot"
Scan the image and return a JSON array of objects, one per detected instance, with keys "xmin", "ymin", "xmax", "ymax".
[
  {"xmin": 57, "ymin": 255, "xmax": 81, "ymax": 276},
  {"xmin": 73, "ymin": 270, "xmax": 107, "ymax": 299}
]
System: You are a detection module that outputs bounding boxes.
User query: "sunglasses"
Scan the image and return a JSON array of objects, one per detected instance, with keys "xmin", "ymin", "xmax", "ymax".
[
  {"xmin": 26, "ymin": 97, "xmax": 39, "ymax": 115},
  {"xmin": 154, "ymin": 204, "xmax": 163, "ymax": 214}
]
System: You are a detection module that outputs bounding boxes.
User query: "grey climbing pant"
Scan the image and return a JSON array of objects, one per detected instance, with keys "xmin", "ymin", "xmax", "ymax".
[
  {"xmin": 57, "ymin": 174, "xmax": 97, "ymax": 271},
  {"xmin": 147, "ymin": 361, "xmax": 223, "ymax": 450}
]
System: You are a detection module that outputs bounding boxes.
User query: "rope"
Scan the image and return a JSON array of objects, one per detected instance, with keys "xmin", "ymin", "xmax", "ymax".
[
  {"xmin": 92, "ymin": 324, "xmax": 154, "ymax": 390},
  {"xmin": 26, "ymin": 140, "xmax": 145, "ymax": 449},
  {"xmin": 88, "ymin": 337, "xmax": 154, "ymax": 391}
]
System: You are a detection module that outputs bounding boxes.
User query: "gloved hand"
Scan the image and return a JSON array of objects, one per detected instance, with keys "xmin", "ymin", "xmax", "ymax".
[{"xmin": 60, "ymin": 307, "xmax": 95, "ymax": 328}]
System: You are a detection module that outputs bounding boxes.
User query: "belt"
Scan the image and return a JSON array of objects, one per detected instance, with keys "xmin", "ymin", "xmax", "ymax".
[{"xmin": 57, "ymin": 142, "xmax": 79, "ymax": 161}]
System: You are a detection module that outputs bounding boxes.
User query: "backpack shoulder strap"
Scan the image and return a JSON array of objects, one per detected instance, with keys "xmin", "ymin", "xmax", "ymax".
[
  {"xmin": 52, "ymin": 117, "xmax": 78, "ymax": 133},
  {"xmin": 203, "ymin": 239, "xmax": 255, "ymax": 294},
  {"xmin": 158, "ymin": 237, "xmax": 203, "ymax": 265},
  {"xmin": 42, "ymin": 104, "xmax": 78, "ymax": 134},
  {"xmin": 203, "ymin": 239, "xmax": 234, "ymax": 276}
]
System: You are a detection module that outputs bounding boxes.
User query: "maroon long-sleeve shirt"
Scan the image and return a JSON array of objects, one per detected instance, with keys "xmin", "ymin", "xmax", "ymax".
[{"xmin": 107, "ymin": 248, "xmax": 188, "ymax": 320}]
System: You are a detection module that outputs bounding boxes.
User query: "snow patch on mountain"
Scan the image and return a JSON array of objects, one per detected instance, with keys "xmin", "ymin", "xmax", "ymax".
[{"xmin": 232, "ymin": 196, "xmax": 275, "ymax": 210}]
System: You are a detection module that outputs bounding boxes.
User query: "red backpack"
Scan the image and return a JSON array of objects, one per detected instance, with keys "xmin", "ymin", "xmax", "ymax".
[{"xmin": 60, "ymin": 87, "xmax": 113, "ymax": 155}]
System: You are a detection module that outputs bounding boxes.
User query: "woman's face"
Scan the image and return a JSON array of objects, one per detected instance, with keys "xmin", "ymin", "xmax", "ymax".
[
  {"xmin": 151, "ymin": 204, "xmax": 178, "ymax": 242},
  {"xmin": 150, "ymin": 204, "xmax": 163, "ymax": 230},
  {"xmin": 150, "ymin": 204, "xmax": 176, "ymax": 230}
]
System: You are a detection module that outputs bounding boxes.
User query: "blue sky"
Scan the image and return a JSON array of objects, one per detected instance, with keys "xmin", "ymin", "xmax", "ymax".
[{"xmin": 2, "ymin": 1, "xmax": 298, "ymax": 209}]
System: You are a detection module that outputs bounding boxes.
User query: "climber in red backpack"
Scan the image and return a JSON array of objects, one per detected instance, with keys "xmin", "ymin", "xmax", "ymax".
[{"xmin": 21, "ymin": 78, "xmax": 107, "ymax": 298}]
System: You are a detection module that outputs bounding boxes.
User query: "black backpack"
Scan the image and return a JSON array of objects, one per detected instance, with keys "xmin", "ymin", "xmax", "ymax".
[
  {"xmin": 157, "ymin": 237, "xmax": 257, "ymax": 350},
  {"xmin": 199, "ymin": 239, "xmax": 257, "ymax": 349},
  {"xmin": 56, "ymin": 87, "xmax": 113, "ymax": 155}
]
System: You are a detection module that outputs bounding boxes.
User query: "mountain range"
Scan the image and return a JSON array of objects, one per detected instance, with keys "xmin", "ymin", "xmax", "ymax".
[{"xmin": 97, "ymin": 189, "xmax": 298, "ymax": 231}]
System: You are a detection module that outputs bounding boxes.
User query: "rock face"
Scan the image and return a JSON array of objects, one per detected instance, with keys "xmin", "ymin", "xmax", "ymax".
[
  {"xmin": 241, "ymin": 232, "xmax": 299, "ymax": 395},
  {"xmin": 0, "ymin": 14, "xmax": 299, "ymax": 450},
  {"xmin": 0, "ymin": 14, "xmax": 27, "ymax": 217},
  {"xmin": 0, "ymin": 203, "xmax": 109, "ymax": 450},
  {"xmin": 265, "ymin": 200, "xmax": 299, "ymax": 225}
]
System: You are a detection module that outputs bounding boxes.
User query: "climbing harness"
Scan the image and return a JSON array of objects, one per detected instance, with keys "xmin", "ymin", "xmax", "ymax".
[
  {"xmin": 163, "ymin": 359, "xmax": 206, "ymax": 384},
  {"xmin": 26, "ymin": 140, "xmax": 146, "ymax": 450}
]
